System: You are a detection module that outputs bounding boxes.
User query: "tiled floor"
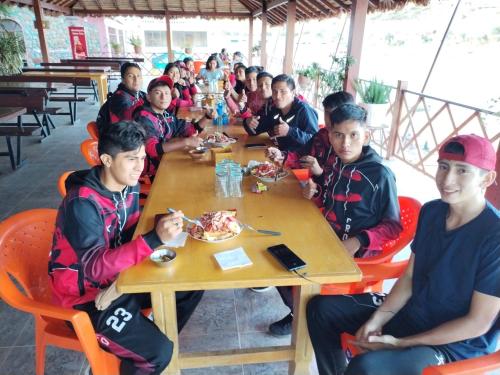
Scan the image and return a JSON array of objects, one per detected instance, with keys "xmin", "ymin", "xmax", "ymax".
[
  {"xmin": 0, "ymin": 99, "xmax": 318, "ymax": 375},
  {"xmin": 0, "ymin": 91, "xmax": 440, "ymax": 374}
]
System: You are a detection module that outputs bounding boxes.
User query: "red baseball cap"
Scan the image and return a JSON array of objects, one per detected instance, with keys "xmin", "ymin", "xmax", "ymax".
[
  {"xmin": 147, "ymin": 75, "xmax": 173, "ymax": 92},
  {"xmin": 438, "ymin": 134, "xmax": 496, "ymax": 171}
]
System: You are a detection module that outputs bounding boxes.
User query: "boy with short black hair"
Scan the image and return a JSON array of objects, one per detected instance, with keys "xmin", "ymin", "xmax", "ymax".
[
  {"xmin": 49, "ymin": 121, "xmax": 203, "ymax": 375},
  {"xmin": 269, "ymin": 103, "xmax": 401, "ymax": 336},
  {"xmin": 134, "ymin": 76, "xmax": 212, "ymax": 178},
  {"xmin": 96, "ymin": 62, "xmax": 147, "ymax": 136},
  {"xmin": 307, "ymin": 134, "xmax": 499, "ymax": 375},
  {"xmin": 244, "ymin": 74, "xmax": 319, "ymax": 152}
]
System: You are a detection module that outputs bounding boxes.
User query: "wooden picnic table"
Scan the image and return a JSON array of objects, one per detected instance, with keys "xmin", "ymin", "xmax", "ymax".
[
  {"xmin": 0, "ymin": 82, "xmax": 71, "ymax": 91},
  {"xmin": 118, "ymin": 126, "xmax": 361, "ymax": 375},
  {"xmin": 23, "ymin": 66, "xmax": 111, "ymax": 74},
  {"xmin": 0, "ymin": 107, "xmax": 37, "ymax": 170},
  {"xmin": 22, "ymin": 71, "xmax": 108, "ymax": 104},
  {"xmin": 42, "ymin": 61, "xmax": 121, "ymax": 70},
  {"xmin": 86, "ymin": 56, "xmax": 144, "ymax": 63}
]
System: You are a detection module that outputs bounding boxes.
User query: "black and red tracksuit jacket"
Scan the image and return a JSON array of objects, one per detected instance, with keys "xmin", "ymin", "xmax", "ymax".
[
  {"xmin": 283, "ymin": 127, "xmax": 331, "ymax": 169},
  {"xmin": 313, "ymin": 145, "xmax": 402, "ymax": 257},
  {"xmin": 167, "ymin": 82, "xmax": 196, "ymax": 112},
  {"xmin": 96, "ymin": 83, "xmax": 147, "ymax": 134},
  {"xmin": 48, "ymin": 167, "xmax": 162, "ymax": 309},
  {"xmin": 134, "ymin": 105, "xmax": 197, "ymax": 177}
]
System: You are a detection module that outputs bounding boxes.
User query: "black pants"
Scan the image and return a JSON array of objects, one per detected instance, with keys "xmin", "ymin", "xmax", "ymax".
[
  {"xmin": 80, "ymin": 291, "xmax": 203, "ymax": 375},
  {"xmin": 306, "ymin": 293, "xmax": 451, "ymax": 375},
  {"xmin": 276, "ymin": 285, "xmax": 294, "ymax": 311}
]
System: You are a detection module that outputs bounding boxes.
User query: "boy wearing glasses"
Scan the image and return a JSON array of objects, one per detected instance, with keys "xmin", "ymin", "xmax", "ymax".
[{"xmin": 269, "ymin": 103, "xmax": 402, "ymax": 336}]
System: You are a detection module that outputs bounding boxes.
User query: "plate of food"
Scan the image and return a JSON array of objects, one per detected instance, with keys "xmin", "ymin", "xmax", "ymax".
[
  {"xmin": 204, "ymin": 132, "xmax": 237, "ymax": 147},
  {"xmin": 250, "ymin": 162, "xmax": 289, "ymax": 182},
  {"xmin": 187, "ymin": 210, "xmax": 242, "ymax": 243}
]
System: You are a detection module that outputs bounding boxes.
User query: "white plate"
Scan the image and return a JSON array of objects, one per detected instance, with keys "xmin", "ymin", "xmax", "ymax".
[
  {"xmin": 250, "ymin": 168, "xmax": 289, "ymax": 183},
  {"xmin": 205, "ymin": 138, "xmax": 237, "ymax": 148},
  {"xmin": 186, "ymin": 221, "xmax": 242, "ymax": 243}
]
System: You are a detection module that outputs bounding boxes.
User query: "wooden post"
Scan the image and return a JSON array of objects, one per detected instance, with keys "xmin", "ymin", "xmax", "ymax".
[
  {"xmin": 283, "ymin": 0, "xmax": 296, "ymax": 74},
  {"xmin": 386, "ymin": 80, "xmax": 407, "ymax": 160},
  {"xmin": 33, "ymin": 0, "xmax": 49, "ymax": 63},
  {"xmin": 165, "ymin": 11, "xmax": 174, "ymax": 62},
  {"xmin": 248, "ymin": 17, "xmax": 254, "ymax": 66},
  {"xmin": 485, "ymin": 143, "xmax": 500, "ymax": 209},
  {"xmin": 260, "ymin": 0, "xmax": 268, "ymax": 68},
  {"xmin": 344, "ymin": 0, "xmax": 368, "ymax": 96}
]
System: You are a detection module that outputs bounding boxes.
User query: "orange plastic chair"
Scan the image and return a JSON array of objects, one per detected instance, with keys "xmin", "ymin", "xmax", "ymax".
[
  {"xmin": 193, "ymin": 60, "xmax": 205, "ymax": 74},
  {"xmin": 80, "ymin": 139, "xmax": 100, "ymax": 167},
  {"xmin": 0, "ymin": 209, "xmax": 120, "ymax": 375},
  {"xmin": 57, "ymin": 170, "xmax": 74, "ymax": 198},
  {"xmin": 87, "ymin": 121, "xmax": 99, "ymax": 140},
  {"xmin": 321, "ymin": 196, "xmax": 421, "ymax": 295},
  {"xmin": 423, "ymin": 350, "xmax": 500, "ymax": 374}
]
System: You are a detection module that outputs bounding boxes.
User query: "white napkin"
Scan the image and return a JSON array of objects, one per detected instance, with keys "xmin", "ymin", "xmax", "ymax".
[{"xmin": 162, "ymin": 232, "xmax": 188, "ymax": 247}]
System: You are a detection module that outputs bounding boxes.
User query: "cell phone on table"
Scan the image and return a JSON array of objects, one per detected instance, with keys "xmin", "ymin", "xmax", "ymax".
[
  {"xmin": 267, "ymin": 244, "xmax": 306, "ymax": 271},
  {"xmin": 245, "ymin": 143, "xmax": 267, "ymax": 149}
]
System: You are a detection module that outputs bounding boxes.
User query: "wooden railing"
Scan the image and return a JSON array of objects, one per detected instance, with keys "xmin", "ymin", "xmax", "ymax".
[{"xmin": 386, "ymin": 81, "xmax": 500, "ymax": 178}]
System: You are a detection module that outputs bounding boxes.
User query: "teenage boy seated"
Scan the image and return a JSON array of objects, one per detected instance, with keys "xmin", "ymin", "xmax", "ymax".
[
  {"xmin": 96, "ymin": 62, "xmax": 147, "ymax": 136},
  {"xmin": 134, "ymin": 76, "xmax": 212, "ymax": 178},
  {"xmin": 49, "ymin": 121, "xmax": 204, "ymax": 375},
  {"xmin": 307, "ymin": 134, "xmax": 499, "ymax": 375},
  {"xmin": 269, "ymin": 103, "xmax": 402, "ymax": 336},
  {"xmin": 266, "ymin": 91, "xmax": 354, "ymax": 172},
  {"xmin": 243, "ymin": 74, "xmax": 319, "ymax": 152}
]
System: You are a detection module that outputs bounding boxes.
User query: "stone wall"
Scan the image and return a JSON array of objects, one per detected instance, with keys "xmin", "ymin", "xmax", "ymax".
[{"xmin": 2, "ymin": 5, "xmax": 102, "ymax": 64}]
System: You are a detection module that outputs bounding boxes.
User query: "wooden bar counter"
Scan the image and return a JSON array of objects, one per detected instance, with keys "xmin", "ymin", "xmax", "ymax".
[{"xmin": 117, "ymin": 126, "xmax": 361, "ymax": 375}]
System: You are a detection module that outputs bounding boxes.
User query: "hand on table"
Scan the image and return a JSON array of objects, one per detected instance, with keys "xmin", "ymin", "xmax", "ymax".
[
  {"xmin": 266, "ymin": 147, "xmax": 284, "ymax": 163},
  {"xmin": 247, "ymin": 116, "xmax": 260, "ymax": 133},
  {"xmin": 155, "ymin": 211, "xmax": 183, "ymax": 243},
  {"xmin": 302, "ymin": 178, "xmax": 318, "ymax": 200}
]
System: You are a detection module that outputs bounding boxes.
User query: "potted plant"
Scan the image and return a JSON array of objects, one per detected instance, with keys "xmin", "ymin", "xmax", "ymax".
[
  {"xmin": 0, "ymin": 5, "xmax": 25, "ymax": 75},
  {"xmin": 317, "ymin": 56, "xmax": 355, "ymax": 99},
  {"xmin": 296, "ymin": 62, "xmax": 320, "ymax": 90},
  {"xmin": 354, "ymin": 78, "xmax": 392, "ymax": 126},
  {"xmin": 110, "ymin": 41, "xmax": 122, "ymax": 56},
  {"xmin": 129, "ymin": 35, "xmax": 142, "ymax": 54}
]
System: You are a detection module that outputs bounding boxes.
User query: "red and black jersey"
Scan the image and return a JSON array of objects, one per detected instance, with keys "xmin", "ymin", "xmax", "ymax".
[
  {"xmin": 96, "ymin": 83, "xmax": 147, "ymax": 134},
  {"xmin": 134, "ymin": 105, "xmax": 196, "ymax": 177},
  {"xmin": 48, "ymin": 167, "xmax": 162, "ymax": 309},
  {"xmin": 168, "ymin": 82, "xmax": 196, "ymax": 112},
  {"xmin": 313, "ymin": 145, "xmax": 402, "ymax": 256}
]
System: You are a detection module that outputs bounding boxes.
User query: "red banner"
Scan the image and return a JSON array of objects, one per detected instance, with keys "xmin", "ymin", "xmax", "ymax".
[{"xmin": 68, "ymin": 26, "xmax": 88, "ymax": 59}]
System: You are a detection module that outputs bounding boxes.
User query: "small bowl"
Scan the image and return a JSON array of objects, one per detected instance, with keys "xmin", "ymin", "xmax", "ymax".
[
  {"xmin": 189, "ymin": 148, "xmax": 207, "ymax": 160},
  {"xmin": 150, "ymin": 248, "xmax": 176, "ymax": 267}
]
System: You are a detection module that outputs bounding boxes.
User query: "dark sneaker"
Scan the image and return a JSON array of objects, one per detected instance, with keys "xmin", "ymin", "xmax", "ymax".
[
  {"xmin": 269, "ymin": 313, "xmax": 293, "ymax": 336},
  {"xmin": 250, "ymin": 286, "xmax": 272, "ymax": 293}
]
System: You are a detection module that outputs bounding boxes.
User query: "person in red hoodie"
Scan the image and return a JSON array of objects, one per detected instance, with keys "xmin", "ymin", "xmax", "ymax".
[
  {"xmin": 49, "ymin": 121, "xmax": 203, "ymax": 375},
  {"xmin": 163, "ymin": 62, "xmax": 197, "ymax": 112},
  {"xmin": 96, "ymin": 62, "xmax": 147, "ymax": 136}
]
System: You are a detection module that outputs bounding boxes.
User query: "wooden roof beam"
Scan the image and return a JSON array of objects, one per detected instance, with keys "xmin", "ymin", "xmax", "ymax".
[
  {"xmin": 307, "ymin": 0, "xmax": 333, "ymax": 15},
  {"xmin": 94, "ymin": 0, "xmax": 103, "ymax": 10},
  {"xmin": 163, "ymin": 0, "xmax": 169, "ymax": 10},
  {"xmin": 252, "ymin": 0, "xmax": 288, "ymax": 17},
  {"xmin": 73, "ymin": 9, "xmax": 251, "ymax": 17},
  {"xmin": 296, "ymin": 2, "xmax": 316, "ymax": 18},
  {"xmin": 128, "ymin": 0, "xmax": 136, "ymax": 11},
  {"xmin": 9, "ymin": 0, "xmax": 70, "ymax": 14},
  {"xmin": 180, "ymin": 0, "xmax": 185, "ymax": 12},
  {"xmin": 238, "ymin": 0, "xmax": 256, "ymax": 13},
  {"xmin": 111, "ymin": 0, "xmax": 119, "ymax": 9},
  {"xmin": 146, "ymin": 0, "xmax": 153, "ymax": 10},
  {"xmin": 330, "ymin": 0, "xmax": 349, "ymax": 11}
]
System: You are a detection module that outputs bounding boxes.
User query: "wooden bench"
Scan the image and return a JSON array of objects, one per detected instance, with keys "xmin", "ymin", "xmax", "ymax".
[
  {"xmin": 48, "ymin": 96, "xmax": 87, "ymax": 124},
  {"xmin": 0, "ymin": 107, "xmax": 35, "ymax": 170}
]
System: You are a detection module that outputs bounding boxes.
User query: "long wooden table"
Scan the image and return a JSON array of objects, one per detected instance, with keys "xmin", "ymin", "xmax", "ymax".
[
  {"xmin": 117, "ymin": 127, "xmax": 361, "ymax": 375},
  {"xmin": 23, "ymin": 66, "xmax": 111, "ymax": 73},
  {"xmin": 22, "ymin": 71, "xmax": 108, "ymax": 104}
]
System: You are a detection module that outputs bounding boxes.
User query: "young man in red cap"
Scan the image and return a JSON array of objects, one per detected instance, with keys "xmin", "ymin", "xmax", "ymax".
[
  {"xmin": 307, "ymin": 134, "xmax": 499, "ymax": 375},
  {"xmin": 134, "ymin": 75, "xmax": 212, "ymax": 178}
]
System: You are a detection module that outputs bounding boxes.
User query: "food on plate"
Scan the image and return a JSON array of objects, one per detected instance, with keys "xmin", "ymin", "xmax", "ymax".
[
  {"xmin": 188, "ymin": 210, "xmax": 241, "ymax": 241},
  {"xmin": 205, "ymin": 132, "xmax": 236, "ymax": 145},
  {"xmin": 250, "ymin": 162, "xmax": 287, "ymax": 180}
]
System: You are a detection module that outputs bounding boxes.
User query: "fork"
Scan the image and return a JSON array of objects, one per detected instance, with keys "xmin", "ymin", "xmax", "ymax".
[
  {"xmin": 167, "ymin": 208, "xmax": 204, "ymax": 228},
  {"xmin": 240, "ymin": 223, "xmax": 281, "ymax": 236}
]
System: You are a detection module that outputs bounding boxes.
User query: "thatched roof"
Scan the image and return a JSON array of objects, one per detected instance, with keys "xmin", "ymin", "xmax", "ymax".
[{"xmin": 4, "ymin": 0, "xmax": 430, "ymax": 26}]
